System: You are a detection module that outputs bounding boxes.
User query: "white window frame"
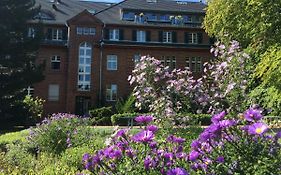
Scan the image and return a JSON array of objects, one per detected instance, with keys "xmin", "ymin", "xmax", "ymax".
[
  {"xmin": 48, "ymin": 84, "xmax": 59, "ymax": 101},
  {"xmin": 28, "ymin": 27, "xmax": 35, "ymax": 38},
  {"xmin": 107, "ymin": 55, "xmax": 118, "ymax": 70},
  {"xmin": 188, "ymin": 33, "xmax": 198, "ymax": 44},
  {"xmin": 78, "ymin": 42, "xmax": 92, "ymax": 91},
  {"xmin": 136, "ymin": 30, "xmax": 146, "ymax": 42},
  {"xmin": 26, "ymin": 86, "xmax": 34, "ymax": 96},
  {"xmin": 77, "ymin": 27, "xmax": 96, "ymax": 35},
  {"xmin": 51, "ymin": 55, "xmax": 61, "ymax": 70},
  {"xmin": 163, "ymin": 31, "xmax": 172, "ymax": 43},
  {"xmin": 106, "ymin": 84, "xmax": 117, "ymax": 101},
  {"xmin": 109, "ymin": 29, "xmax": 119, "ymax": 41},
  {"xmin": 52, "ymin": 29, "xmax": 63, "ymax": 40}
]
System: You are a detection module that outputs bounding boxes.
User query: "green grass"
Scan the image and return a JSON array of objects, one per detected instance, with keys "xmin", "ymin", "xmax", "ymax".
[{"xmin": 0, "ymin": 129, "xmax": 29, "ymax": 144}]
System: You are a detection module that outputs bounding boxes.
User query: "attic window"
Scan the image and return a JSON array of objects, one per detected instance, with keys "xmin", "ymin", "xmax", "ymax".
[
  {"xmin": 87, "ymin": 9, "xmax": 96, "ymax": 14},
  {"xmin": 34, "ymin": 11, "xmax": 54, "ymax": 20},
  {"xmin": 176, "ymin": 1, "xmax": 188, "ymax": 5},
  {"xmin": 146, "ymin": 0, "xmax": 157, "ymax": 3}
]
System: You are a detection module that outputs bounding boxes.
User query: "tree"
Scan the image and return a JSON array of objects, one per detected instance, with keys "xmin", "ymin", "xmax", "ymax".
[
  {"xmin": 204, "ymin": 0, "xmax": 281, "ymax": 115},
  {"xmin": 0, "ymin": 0, "xmax": 43, "ymax": 122}
]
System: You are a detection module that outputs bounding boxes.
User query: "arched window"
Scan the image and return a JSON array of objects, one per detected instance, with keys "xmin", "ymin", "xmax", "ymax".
[{"xmin": 78, "ymin": 42, "xmax": 92, "ymax": 91}]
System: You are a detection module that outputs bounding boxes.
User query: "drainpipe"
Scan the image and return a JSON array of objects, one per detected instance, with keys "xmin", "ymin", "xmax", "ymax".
[{"xmin": 99, "ymin": 23, "xmax": 105, "ymax": 106}]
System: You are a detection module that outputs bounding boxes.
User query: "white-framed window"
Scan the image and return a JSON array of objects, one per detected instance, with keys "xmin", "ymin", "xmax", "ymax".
[
  {"xmin": 52, "ymin": 29, "xmax": 63, "ymax": 40},
  {"xmin": 78, "ymin": 42, "xmax": 92, "ymax": 91},
  {"xmin": 188, "ymin": 33, "xmax": 198, "ymax": 44},
  {"xmin": 26, "ymin": 86, "xmax": 34, "ymax": 96},
  {"xmin": 186, "ymin": 57, "xmax": 202, "ymax": 72},
  {"xmin": 160, "ymin": 56, "xmax": 176, "ymax": 69},
  {"xmin": 136, "ymin": 30, "xmax": 146, "ymax": 42},
  {"xmin": 106, "ymin": 84, "xmax": 117, "ymax": 101},
  {"xmin": 51, "ymin": 55, "xmax": 61, "ymax": 70},
  {"xmin": 133, "ymin": 53, "xmax": 141, "ymax": 64},
  {"xmin": 107, "ymin": 55, "xmax": 117, "ymax": 70},
  {"xmin": 77, "ymin": 27, "xmax": 96, "ymax": 35},
  {"xmin": 123, "ymin": 12, "xmax": 134, "ymax": 20},
  {"xmin": 160, "ymin": 14, "xmax": 170, "ymax": 21},
  {"xmin": 28, "ymin": 27, "xmax": 35, "ymax": 38},
  {"xmin": 163, "ymin": 31, "xmax": 172, "ymax": 43},
  {"xmin": 48, "ymin": 84, "xmax": 59, "ymax": 101},
  {"xmin": 109, "ymin": 29, "xmax": 119, "ymax": 40}
]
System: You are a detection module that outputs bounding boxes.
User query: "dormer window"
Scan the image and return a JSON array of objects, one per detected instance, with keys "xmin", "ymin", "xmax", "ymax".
[
  {"xmin": 52, "ymin": 29, "xmax": 63, "ymax": 40},
  {"xmin": 160, "ymin": 14, "xmax": 170, "ymax": 22},
  {"xmin": 123, "ymin": 12, "xmax": 134, "ymax": 20},
  {"xmin": 134, "ymin": 13, "xmax": 147, "ymax": 23},
  {"xmin": 145, "ymin": 13, "xmax": 157, "ymax": 21}
]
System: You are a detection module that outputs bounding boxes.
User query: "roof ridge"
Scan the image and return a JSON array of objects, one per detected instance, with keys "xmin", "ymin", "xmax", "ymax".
[{"xmin": 94, "ymin": 0, "xmax": 129, "ymax": 15}]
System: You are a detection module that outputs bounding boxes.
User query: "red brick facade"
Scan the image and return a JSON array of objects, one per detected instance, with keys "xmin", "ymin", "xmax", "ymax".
[{"xmin": 33, "ymin": 1, "xmax": 212, "ymax": 115}]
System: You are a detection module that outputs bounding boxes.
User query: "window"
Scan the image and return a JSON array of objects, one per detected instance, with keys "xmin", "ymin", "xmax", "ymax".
[
  {"xmin": 107, "ymin": 55, "xmax": 117, "ymax": 70},
  {"xmin": 188, "ymin": 33, "xmax": 198, "ymax": 44},
  {"xmin": 52, "ymin": 29, "xmax": 63, "ymax": 40},
  {"xmin": 78, "ymin": 42, "xmax": 92, "ymax": 91},
  {"xmin": 106, "ymin": 84, "xmax": 117, "ymax": 101},
  {"xmin": 146, "ymin": 13, "xmax": 157, "ymax": 21},
  {"xmin": 48, "ymin": 84, "xmax": 59, "ymax": 101},
  {"xmin": 133, "ymin": 53, "xmax": 141, "ymax": 64},
  {"xmin": 136, "ymin": 30, "xmax": 146, "ymax": 42},
  {"xmin": 161, "ymin": 56, "xmax": 176, "ymax": 69},
  {"xmin": 109, "ymin": 29, "xmax": 119, "ymax": 40},
  {"xmin": 77, "ymin": 27, "xmax": 96, "ymax": 35},
  {"xmin": 123, "ymin": 12, "xmax": 134, "ymax": 20},
  {"xmin": 163, "ymin": 31, "xmax": 172, "ymax": 43},
  {"xmin": 183, "ymin": 15, "xmax": 192, "ymax": 23},
  {"xmin": 28, "ymin": 27, "xmax": 35, "ymax": 38},
  {"xmin": 160, "ymin": 14, "xmax": 170, "ymax": 21},
  {"xmin": 51, "ymin": 56, "xmax": 61, "ymax": 70},
  {"xmin": 186, "ymin": 57, "xmax": 202, "ymax": 72},
  {"xmin": 26, "ymin": 86, "xmax": 34, "ymax": 96}
]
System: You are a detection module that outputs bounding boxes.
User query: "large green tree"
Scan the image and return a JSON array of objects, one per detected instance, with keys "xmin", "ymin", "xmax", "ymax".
[
  {"xmin": 204, "ymin": 0, "xmax": 281, "ymax": 115},
  {"xmin": 0, "ymin": 0, "xmax": 43, "ymax": 121}
]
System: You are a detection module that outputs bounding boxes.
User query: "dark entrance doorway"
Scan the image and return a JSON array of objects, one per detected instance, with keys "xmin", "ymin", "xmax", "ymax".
[{"xmin": 75, "ymin": 96, "xmax": 91, "ymax": 115}]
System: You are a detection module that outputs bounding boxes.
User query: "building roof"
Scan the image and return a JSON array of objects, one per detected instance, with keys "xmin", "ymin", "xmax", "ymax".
[{"xmin": 34, "ymin": 0, "xmax": 206, "ymax": 26}]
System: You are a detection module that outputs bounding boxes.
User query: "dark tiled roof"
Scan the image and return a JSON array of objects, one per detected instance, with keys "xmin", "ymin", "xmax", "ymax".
[{"xmin": 34, "ymin": 0, "xmax": 206, "ymax": 26}]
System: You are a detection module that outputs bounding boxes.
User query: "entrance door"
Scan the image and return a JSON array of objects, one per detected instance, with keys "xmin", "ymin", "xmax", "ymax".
[{"xmin": 75, "ymin": 96, "xmax": 91, "ymax": 115}]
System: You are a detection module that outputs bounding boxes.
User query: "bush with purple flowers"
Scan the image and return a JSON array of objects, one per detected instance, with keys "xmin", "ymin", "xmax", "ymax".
[
  {"xmin": 188, "ymin": 108, "xmax": 281, "ymax": 174},
  {"xmin": 82, "ymin": 115, "xmax": 191, "ymax": 174},
  {"xmin": 28, "ymin": 113, "xmax": 92, "ymax": 154}
]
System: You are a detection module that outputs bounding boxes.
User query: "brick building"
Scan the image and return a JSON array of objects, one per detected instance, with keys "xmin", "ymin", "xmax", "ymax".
[{"xmin": 31, "ymin": 0, "xmax": 213, "ymax": 115}]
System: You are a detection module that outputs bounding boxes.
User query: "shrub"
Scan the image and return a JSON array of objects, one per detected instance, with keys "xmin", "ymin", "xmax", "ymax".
[
  {"xmin": 82, "ymin": 109, "xmax": 281, "ymax": 174},
  {"xmin": 174, "ymin": 113, "xmax": 212, "ymax": 126},
  {"xmin": 111, "ymin": 112, "xmax": 139, "ymax": 126},
  {"xmin": 23, "ymin": 95, "xmax": 45, "ymax": 124},
  {"xmin": 89, "ymin": 106, "xmax": 113, "ymax": 125},
  {"xmin": 28, "ymin": 113, "xmax": 91, "ymax": 154},
  {"xmin": 115, "ymin": 94, "xmax": 137, "ymax": 113}
]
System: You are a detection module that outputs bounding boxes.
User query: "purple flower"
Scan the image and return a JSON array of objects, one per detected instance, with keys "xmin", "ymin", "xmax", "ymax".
[
  {"xmin": 219, "ymin": 119, "xmax": 236, "ymax": 128},
  {"xmin": 167, "ymin": 135, "xmax": 185, "ymax": 144},
  {"xmin": 216, "ymin": 156, "xmax": 224, "ymax": 163},
  {"xmin": 244, "ymin": 108, "xmax": 262, "ymax": 122},
  {"xmin": 189, "ymin": 150, "xmax": 200, "ymax": 161},
  {"xmin": 211, "ymin": 111, "xmax": 226, "ymax": 123},
  {"xmin": 248, "ymin": 122, "xmax": 268, "ymax": 135},
  {"xmin": 191, "ymin": 140, "xmax": 201, "ymax": 150},
  {"xmin": 103, "ymin": 146, "xmax": 122, "ymax": 159},
  {"xmin": 135, "ymin": 115, "xmax": 153, "ymax": 124},
  {"xmin": 167, "ymin": 167, "xmax": 189, "ymax": 175},
  {"xmin": 275, "ymin": 131, "xmax": 281, "ymax": 140},
  {"xmin": 146, "ymin": 125, "xmax": 158, "ymax": 133},
  {"xmin": 115, "ymin": 129, "xmax": 127, "ymax": 138},
  {"xmin": 133, "ymin": 130, "xmax": 154, "ymax": 143}
]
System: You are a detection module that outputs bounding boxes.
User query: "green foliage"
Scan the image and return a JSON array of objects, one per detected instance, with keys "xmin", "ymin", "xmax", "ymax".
[
  {"xmin": 175, "ymin": 113, "xmax": 212, "ymax": 126},
  {"xmin": 89, "ymin": 106, "xmax": 113, "ymax": 125},
  {"xmin": 23, "ymin": 95, "xmax": 45, "ymax": 122},
  {"xmin": 204, "ymin": 0, "xmax": 281, "ymax": 50},
  {"xmin": 28, "ymin": 114, "xmax": 92, "ymax": 154},
  {"xmin": 111, "ymin": 112, "xmax": 139, "ymax": 125},
  {"xmin": 0, "ymin": 129, "xmax": 29, "ymax": 144},
  {"xmin": 0, "ymin": 0, "xmax": 44, "ymax": 118},
  {"xmin": 115, "ymin": 94, "xmax": 137, "ymax": 113}
]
